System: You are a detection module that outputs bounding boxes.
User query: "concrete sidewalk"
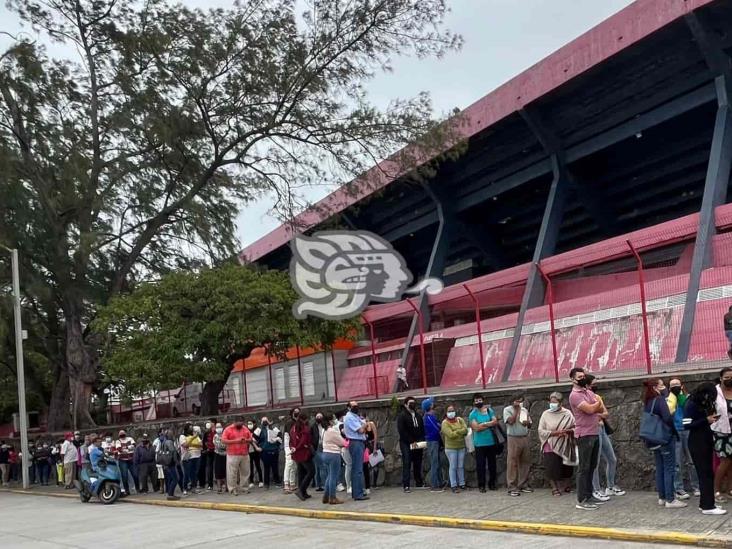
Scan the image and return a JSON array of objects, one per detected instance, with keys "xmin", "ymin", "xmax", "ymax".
[{"xmin": 5, "ymin": 483, "xmax": 732, "ymax": 546}]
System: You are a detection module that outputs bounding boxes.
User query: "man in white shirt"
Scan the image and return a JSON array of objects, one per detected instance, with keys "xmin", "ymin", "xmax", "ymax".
[{"xmin": 60, "ymin": 432, "xmax": 79, "ymax": 489}]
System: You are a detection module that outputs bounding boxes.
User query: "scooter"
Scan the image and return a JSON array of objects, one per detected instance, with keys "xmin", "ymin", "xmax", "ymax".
[{"xmin": 74, "ymin": 456, "xmax": 122, "ymax": 505}]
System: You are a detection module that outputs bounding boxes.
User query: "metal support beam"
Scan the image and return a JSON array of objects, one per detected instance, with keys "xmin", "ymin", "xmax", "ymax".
[
  {"xmin": 685, "ymin": 12, "xmax": 732, "ymax": 88},
  {"xmin": 676, "ymin": 76, "xmax": 732, "ymax": 362},
  {"xmin": 502, "ymin": 155, "xmax": 572, "ymax": 382},
  {"xmin": 454, "ymin": 218, "xmax": 509, "ymax": 269}
]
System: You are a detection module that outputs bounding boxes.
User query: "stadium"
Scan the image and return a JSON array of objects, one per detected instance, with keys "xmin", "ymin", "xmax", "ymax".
[{"xmin": 207, "ymin": 0, "xmax": 732, "ymax": 412}]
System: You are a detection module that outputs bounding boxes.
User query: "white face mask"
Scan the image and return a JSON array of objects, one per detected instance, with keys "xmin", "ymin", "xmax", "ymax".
[
  {"xmin": 247, "ymin": 424, "xmax": 254, "ymax": 430},
  {"xmin": 215, "ymin": 427, "xmax": 223, "ymax": 434},
  {"xmin": 549, "ymin": 402, "xmax": 560, "ymax": 412},
  {"xmin": 205, "ymin": 423, "xmax": 212, "ymax": 430}
]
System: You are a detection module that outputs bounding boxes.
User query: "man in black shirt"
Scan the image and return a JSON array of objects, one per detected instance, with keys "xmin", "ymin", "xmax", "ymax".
[{"xmin": 396, "ymin": 396, "xmax": 425, "ymax": 492}]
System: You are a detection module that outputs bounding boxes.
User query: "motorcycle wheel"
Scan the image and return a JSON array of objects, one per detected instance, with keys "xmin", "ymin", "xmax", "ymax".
[{"xmin": 99, "ymin": 481, "xmax": 121, "ymax": 504}]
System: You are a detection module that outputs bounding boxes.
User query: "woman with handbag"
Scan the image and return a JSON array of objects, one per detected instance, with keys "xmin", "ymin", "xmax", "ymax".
[
  {"xmin": 586, "ymin": 375, "xmax": 625, "ymax": 500},
  {"xmin": 538, "ymin": 391, "xmax": 577, "ymax": 496},
  {"xmin": 683, "ymin": 382, "xmax": 726, "ymax": 514},
  {"xmin": 290, "ymin": 412, "xmax": 315, "ymax": 501},
  {"xmin": 469, "ymin": 393, "xmax": 500, "ymax": 492},
  {"xmin": 642, "ymin": 378, "xmax": 687, "ymax": 508}
]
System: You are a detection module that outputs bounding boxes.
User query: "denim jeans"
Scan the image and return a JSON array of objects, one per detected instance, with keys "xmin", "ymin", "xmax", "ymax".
[
  {"xmin": 445, "ymin": 448, "xmax": 466, "ymax": 488},
  {"xmin": 323, "ymin": 452, "xmax": 341, "ymax": 499},
  {"xmin": 654, "ymin": 441, "xmax": 676, "ymax": 502},
  {"xmin": 183, "ymin": 457, "xmax": 200, "ymax": 490},
  {"xmin": 674, "ymin": 430, "xmax": 699, "ymax": 493},
  {"xmin": 313, "ymin": 450, "xmax": 327, "ymax": 489},
  {"xmin": 592, "ymin": 424, "xmax": 617, "ymax": 492},
  {"xmin": 118, "ymin": 460, "xmax": 135, "ymax": 494},
  {"xmin": 427, "ymin": 440, "xmax": 443, "ymax": 488},
  {"xmin": 164, "ymin": 465, "xmax": 178, "ymax": 496},
  {"xmin": 348, "ymin": 439, "xmax": 366, "ymax": 499}
]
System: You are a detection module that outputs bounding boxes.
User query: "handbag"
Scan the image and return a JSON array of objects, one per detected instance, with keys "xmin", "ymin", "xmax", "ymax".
[
  {"xmin": 155, "ymin": 442, "xmax": 173, "ymax": 467},
  {"xmin": 639, "ymin": 399, "xmax": 672, "ymax": 446},
  {"xmin": 602, "ymin": 418, "xmax": 615, "ymax": 436}
]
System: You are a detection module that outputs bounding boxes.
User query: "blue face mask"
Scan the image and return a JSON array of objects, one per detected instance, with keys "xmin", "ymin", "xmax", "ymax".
[
  {"xmin": 549, "ymin": 402, "xmax": 560, "ymax": 412},
  {"xmin": 446, "ymin": 411, "xmax": 456, "ymax": 419}
]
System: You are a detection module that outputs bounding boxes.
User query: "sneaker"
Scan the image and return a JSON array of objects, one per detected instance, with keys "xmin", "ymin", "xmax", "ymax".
[
  {"xmin": 576, "ymin": 502, "xmax": 599, "ymax": 511},
  {"xmin": 166, "ymin": 495, "xmax": 180, "ymax": 501},
  {"xmin": 675, "ymin": 490, "xmax": 690, "ymax": 501},
  {"xmin": 606, "ymin": 486, "xmax": 626, "ymax": 496},
  {"xmin": 665, "ymin": 500, "xmax": 688, "ymax": 509},
  {"xmin": 592, "ymin": 491, "xmax": 610, "ymax": 502},
  {"xmin": 315, "ymin": 487, "xmax": 324, "ymax": 492},
  {"xmin": 336, "ymin": 484, "xmax": 345, "ymax": 492},
  {"xmin": 403, "ymin": 487, "xmax": 411, "ymax": 493},
  {"xmin": 182, "ymin": 490, "xmax": 188, "ymax": 496},
  {"xmin": 451, "ymin": 487, "xmax": 460, "ymax": 493},
  {"xmin": 508, "ymin": 490, "xmax": 521, "ymax": 497},
  {"xmin": 347, "ymin": 488, "xmax": 352, "ymax": 495},
  {"xmin": 520, "ymin": 487, "xmax": 534, "ymax": 493},
  {"xmin": 430, "ymin": 487, "xmax": 445, "ymax": 493},
  {"xmin": 587, "ymin": 497, "xmax": 606, "ymax": 505},
  {"xmin": 715, "ymin": 492, "xmax": 728, "ymax": 504},
  {"xmin": 248, "ymin": 483, "xmax": 254, "ymax": 488},
  {"xmin": 693, "ymin": 489, "xmax": 701, "ymax": 497},
  {"xmin": 365, "ymin": 488, "xmax": 371, "ymax": 495},
  {"xmin": 258, "ymin": 482, "xmax": 264, "ymax": 488},
  {"xmin": 701, "ymin": 507, "xmax": 727, "ymax": 515}
]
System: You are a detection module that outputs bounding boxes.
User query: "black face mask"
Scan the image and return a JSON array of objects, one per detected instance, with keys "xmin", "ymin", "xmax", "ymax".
[
  {"xmin": 407, "ymin": 402, "xmax": 416, "ymax": 411},
  {"xmin": 670, "ymin": 387, "xmax": 682, "ymax": 396},
  {"xmin": 474, "ymin": 401, "xmax": 483, "ymax": 408},
  {"xmin": 576, "ymin": 378, "xmax": 589, "ymax": 387},
  {"xmin": 350, "ymin": 406, "xmax": 359, "ymax": 416},
  {"xmin": 724, "ymin": 379, "xmax": 732, "ymax": 389}
]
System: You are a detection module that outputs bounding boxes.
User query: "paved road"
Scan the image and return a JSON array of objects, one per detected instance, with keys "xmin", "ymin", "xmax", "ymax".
[{"xmin": 0, "ymin": 492, "xmax": 678, "ymax": 548}]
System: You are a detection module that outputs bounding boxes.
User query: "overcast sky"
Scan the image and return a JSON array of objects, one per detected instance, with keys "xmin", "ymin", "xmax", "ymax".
[{"xmin": 2, "ymin": 0, "xmax": 635, "ymax": 248}]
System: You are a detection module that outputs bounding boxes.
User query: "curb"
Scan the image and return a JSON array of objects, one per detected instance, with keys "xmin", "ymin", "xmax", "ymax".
[{"xmin": 2, "ymin": 489, "xmax": 730, "ymax": 547}]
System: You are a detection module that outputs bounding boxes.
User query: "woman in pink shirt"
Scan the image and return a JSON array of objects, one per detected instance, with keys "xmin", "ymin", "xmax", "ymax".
[{"xmin": 322, "ymin": 414, "xmax": 346, "ymax": 505}]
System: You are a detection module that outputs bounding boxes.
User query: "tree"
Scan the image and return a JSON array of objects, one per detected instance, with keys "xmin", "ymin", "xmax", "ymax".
[
  {"xmin": 94, "ymin": 263, "xmax": 358, "ymax": 415},
  {"xmin": 0, "ymin": 0, "xmax": 462, "ymax": 428}
]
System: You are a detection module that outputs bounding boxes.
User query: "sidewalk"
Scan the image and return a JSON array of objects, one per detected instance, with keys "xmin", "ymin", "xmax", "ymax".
[{"xmin": 4, "ymin": 484, "xmax": 732, "ymax": 547}]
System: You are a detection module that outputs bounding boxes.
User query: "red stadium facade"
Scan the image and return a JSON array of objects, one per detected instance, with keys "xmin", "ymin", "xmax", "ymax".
[{"xmin": 229, "ymin": 0, "xmax": 732, "ymax": 408}]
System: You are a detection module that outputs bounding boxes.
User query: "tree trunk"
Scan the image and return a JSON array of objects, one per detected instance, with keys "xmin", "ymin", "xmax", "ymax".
[
  {"xmin": 64, "ymin": 297, "xmax": 97, "ymax": 429},
  {"xmin": 200, "ymin": 378, "xmax": 227, "ymax": 417},
  {"xmin": 46, "ymin": 364, "xmax": 70, "ymax": 431}
]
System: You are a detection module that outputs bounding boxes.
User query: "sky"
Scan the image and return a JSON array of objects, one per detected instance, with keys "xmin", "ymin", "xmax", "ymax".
[{"xmin": 1, "ymin": 0, "xmax": 635, "ymax": 249}]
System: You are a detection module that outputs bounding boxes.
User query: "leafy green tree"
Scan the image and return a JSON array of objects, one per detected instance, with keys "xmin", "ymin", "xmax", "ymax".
[
  {"xmin": 94, "ymin": 263, "xmax": 358, "ymax": 415},
  {"xmin": 0, "ymin": 0, "xmax": 461, "ymax": 428}
]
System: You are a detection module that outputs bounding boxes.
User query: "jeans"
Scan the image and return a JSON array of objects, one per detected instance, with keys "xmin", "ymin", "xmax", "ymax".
[
  {"xmin": 296, "ymin": 459, "xmax": 315, "ymax": 496},
  {"xmin": 576, "ymin": 436, "xmax": 599, "ymax": 503},
  {"xmin": 314, "ymin": 450, "xmax": 327, "ymax": 489},
  {"xmin": 674, "ymin": 430, "xmax": 699, "ymax": 493},
  {"xmin": 183, "ymin": 457, "xmax": 200, "ymax": 490},
  {"xmin": 202, "ymin": 453, "xmax": 215, "ymax": 488},
  {"xmin": 445, "ymin": 448, "xmax": 466, "ymax": 488},
  {"xmin": 592, "ymin": 425, "xmax": 617, "ymax": 492},
  {"xmin": 399, "ymin": 440, "xmax": 424, "ymax": 488},
  {"xmin": 323, "ymin": 452, "xmax": 341, "ymax": 499},
  {"xmin": 249, "ymin": 452, "xmax": 263, "ymax": 484},
  {"xmin": 262, "ymin": 451, "xmax": 280, "ymax": 487},
  {"xmin": 427, "ymin": 441, "xmax": 443, "ymax": 488},
  {"xmin": 349, "ymin": 439, "xmax": 366, "ymax": 499},
  {"xmin": 475, "ymin": 445, "xmax": 498, "ymax": 490},
  {"xmin": 164, "ymin": 465, "xmax": 178, "ymax": 496},
  {"xmin": 654, "ymin": 441, "xmax": 676, "ymax": 502},
  {"xmin": 118, "ymin": 460, "xmax": 136, "ymax": 494},
  {"xmin": 35, "ymin": 461, "xmax": 50, "ymax": 485}
]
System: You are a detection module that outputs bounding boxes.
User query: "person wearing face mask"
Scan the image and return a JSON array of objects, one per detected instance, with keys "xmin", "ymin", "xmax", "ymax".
[
  {"xmin": 257, "ymin": 417, "xmax": 282, "ymax": 489},
  {"xmin": 538, "ymin": 392, "xmax": 577, "ymax": 496},
  {"xmin": 60, "ymin": 432, "xmax": 79, "ymax": 490},
  {"xmin": 310, "ymin": 412, "xmax": 327, "ymax": 492},
  {"xmin": 586, "ymin": 375, "xmax": 623, "ymax": 502},
  {"xmin": 503, "ymin": 393, "xmax": 533, "ymax": 497},
  {"xmin": 221, "ymin": 419, "xmax": 253, "ymax": 496},
  {"xmin": 568, "ymin": 368, "xmax": 605, "ymax": 510},
  {"xmin": 397, "ymin": 396, "xmax": 426, "ymax": 493},
  {"xmin": 322, "ymin": 414, "xmax": 345, "ymax": 504},
  {"xmin": 201, "ymin": 421, "xmax": 216, "ymax": 491},
  {"xmin": 114, "ymin": 430, "xmax": 138, "ymax": 496},
  {"xmin": 344, "ymin": 401, "xmax": 369, "ymax": 501},
  {"xmin": 152, "ymin": 429, "xmax": 166, "ymax": 493},
  {"xmin": 247, "ymin": 420, "xmax": 264, "ymax": 488},
  {"xmin": 683, "ymin": 382, "xmax": 727, "ymax": 515},
  {"xmin": 33, "ymin": 441, "xmax": 51, "ymax": 486},
  {"xmin": 134, "ymin": 434, "xmax": 157, "ymax": 493},
  {"xmin": 283, "ymin": 407, "xmax": 300, "ymax": 494},
  {"xmin": 712, "ymin": 367, "xmax": 732, "ymax": 503},
  {"xmin": 440, "ymin": 404, "xmax": 468, "ymax": 493},
  {"xmin": 642, "ymin": 377, "xmax": 685, "ymax": 508},
  {"xmin": 469, "ymin": 394, "xmax": 499, "ymax": 493},
  {"xmin": 421, "ymin": 398, "xmax": 444, "ymax": 493},
  {"xmin": 667, "ymin": 378, "xmax": 699, "ymax": 500},
  {"xmin": 212, "ymin": 423, "xmax": 227, "ymax": 493}
]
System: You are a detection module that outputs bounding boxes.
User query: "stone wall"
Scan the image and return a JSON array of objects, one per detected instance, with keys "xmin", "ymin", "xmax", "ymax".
[{"xmin": 13, "ymin": 368, "xmax": 724, "ymax": 491}]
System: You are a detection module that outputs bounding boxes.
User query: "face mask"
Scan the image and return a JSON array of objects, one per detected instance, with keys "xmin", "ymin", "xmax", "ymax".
[
  {"xmin": 350, "ymin": 406, "xmax": 359, "ymax": 416},
  {"xmin": 205, "ymin": 423, "xmax": 212, "ymax": 430},
  {"xmin": 262, "ymin": 419, "xmax": 269, "ymax": 426},
  {"xmin": 407, "ymin": 402, "xmax": 416, "ymax": 410},
  {"xmin": 670, "ymin": 386, "xmax": 682, "ymax": 396},
  {"xmin": 293, "ymin": 412, "xmax": 299, "ymax": 419},
  {"xmin": 142, "ymin": 441, "xmax": 149, "ymax": 446},
  {"xmin": 316, "ymin": 416, "xmax": 323, "ymax": 423},
  {"xmin": 247, "ymin": 424, "xmax": 254, "ymax": 430},
  {"xmin": 724, "ymin": 379, "xmax": 732, "ymax": 388},
  {"xmin": 234, "ymin": 423, "xmax": 243, "ymax": 429},
  {"xmin": 446, "ymin": 411, "xmax": 456, "ymax": 420},
  {"xmin": 549, "ymin": 402, "xmax": 560, "ymax": 412},
  {"xmin": 106, "ymin": 438, "xmax": 112, "ymax": 443},
  {"xmin": 576, "ymin": 378, "xmax": 589, "ymax": 387},
  {"xmin": 474, "ymin": 401, "xmax": 483, "ymax": 408},
  {"xmin": 215, "ymin": 427, "xmax": 223, "ymax": 434}
]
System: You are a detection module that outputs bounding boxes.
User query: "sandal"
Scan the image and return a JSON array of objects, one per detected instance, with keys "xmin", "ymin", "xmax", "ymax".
[{"xmin": 552, "ymin": 489, "xmax": 562, "ymax": 497}]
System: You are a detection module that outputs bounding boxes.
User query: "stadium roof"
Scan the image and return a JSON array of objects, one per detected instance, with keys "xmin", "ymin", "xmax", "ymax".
[{"xmin": 239, "ymin": 0, "xmax": 731, "ymax": 281}]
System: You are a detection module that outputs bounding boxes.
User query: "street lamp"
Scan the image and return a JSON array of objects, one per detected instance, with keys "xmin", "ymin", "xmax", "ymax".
[{"xmin": 1, "ymin": 245, "xmax": 30, "ymax": 490}]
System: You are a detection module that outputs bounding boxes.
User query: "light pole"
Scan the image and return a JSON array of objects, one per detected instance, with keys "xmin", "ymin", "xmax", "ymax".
[{"xmin": 2, "ymin": 245, "xmax": 30, "ymax": 489}]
